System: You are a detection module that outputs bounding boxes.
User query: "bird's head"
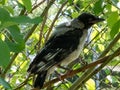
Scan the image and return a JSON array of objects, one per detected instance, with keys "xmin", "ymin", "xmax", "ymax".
[{"xmin": 77, "ymin": 13, "xmax": 104, "ymax": 29}]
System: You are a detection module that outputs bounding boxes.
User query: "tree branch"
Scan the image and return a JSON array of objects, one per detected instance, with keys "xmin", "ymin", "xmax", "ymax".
[
  {"xmin": 42, "ymin": 50, "xmax": 120, "ymax": 89},
  {"xmin": 45, "ymin": 1, "xmax": 68, "ymax": 42},
  {"xmin": 30, "ymin": 0, "xmax": 45, "ymax": 13},
  {"xmin": 71, "ymin": 46, "xmax": 120, "ymax": 90},
  {"xmin": 69, "ymin": 32, "xmax": 120, "ymax": 90}
]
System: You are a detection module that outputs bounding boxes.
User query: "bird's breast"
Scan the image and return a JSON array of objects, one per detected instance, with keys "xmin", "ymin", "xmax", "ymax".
[{"xmin": 61, "ymin": 29, "xmax": 88, "ymax": 65}]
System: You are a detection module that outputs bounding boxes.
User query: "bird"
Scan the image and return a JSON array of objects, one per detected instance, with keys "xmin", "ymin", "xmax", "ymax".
[{"xmin": 27, "ymin": 13, "xmax": 104, "ymax": 89}]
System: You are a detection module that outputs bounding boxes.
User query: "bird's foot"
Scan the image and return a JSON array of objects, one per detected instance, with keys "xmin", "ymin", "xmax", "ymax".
[
  {"xmin": 57, "ymin": 65, "xmax": 71, "ymax": 71},
  {"xmin": 78, "ymin": 56, "xmax": 88, "ymax": 66},
  {"xmin": 54, "ymin": 70, "xmax": 63, "ymax": 81}
]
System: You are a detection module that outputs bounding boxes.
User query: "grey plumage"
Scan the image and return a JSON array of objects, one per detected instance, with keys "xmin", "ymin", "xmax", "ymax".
[{"xmin": 27, "ymin": 13, "xmax": 104, "ymax": 89}]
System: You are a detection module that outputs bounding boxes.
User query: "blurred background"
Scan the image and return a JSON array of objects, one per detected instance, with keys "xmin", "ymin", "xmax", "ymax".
[{"xmin": 0, "ymin": 0, "xmax": 120, "ymax": 90}]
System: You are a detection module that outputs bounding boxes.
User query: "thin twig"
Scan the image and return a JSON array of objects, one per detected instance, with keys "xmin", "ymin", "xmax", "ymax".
[
  {"xmin": 31, "ymin": 0, "xmax": 45, "ymax": 13},
  {"xmin": 85, "ymin": 26, "xmax": 107, "ymax": 48},
  {"xmin": 38, "ymin": 11, "xmax": 48, "ymax": 50},
  {"xmin": 100, "ymin": 32, "xmax": 120, "ymax": 58},
  {"xmin": 82, "ymin": 0, "xmax": 98, "ymax": 12},
  {"xmin": 14, "ymin": 75, "xmax": 32, "ymax": 90},
  {"xmin": 45, "ymin": 1, "xmax": 68, "ymax": 42},
  {"xmin": 36, "ymin": 0, "xmax": 56, "ymax": 50},
  {"xmin": 41, "ymin": 0, "xmax": 56, "ymax": 17},
  {"xmin": 24, "ymin": 0, "xmax": 45, "ymax": 15}
]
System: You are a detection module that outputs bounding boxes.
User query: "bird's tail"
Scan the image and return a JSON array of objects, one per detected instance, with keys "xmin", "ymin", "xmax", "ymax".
[{"xmin": 34, "ymin": 70, "xmax": 47, "ymax": 89}]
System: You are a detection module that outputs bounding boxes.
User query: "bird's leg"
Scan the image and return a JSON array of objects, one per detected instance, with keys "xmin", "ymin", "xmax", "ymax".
[
  {"xmin": 78, "ymin": 56, "xmax": 88, "ymax": 66},
  {"xmin": 54, "ymin": 70, "xmax": 62, "ymax": 80},
  {"xmin": 57, "ymin": 65, "xmax": 71, "ymax": 71},
  {"xmin": 57, "ymin": 65, "xmax": 73, "ymax": 77},
  {"xmin": 54, "ymin": 65, "xmax": 72, "ymax": 81}
]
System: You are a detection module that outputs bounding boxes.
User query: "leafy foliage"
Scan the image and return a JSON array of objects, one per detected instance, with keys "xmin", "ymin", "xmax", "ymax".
[
  {"xmin": 18, "ymin": 0, "xmax": 32, "ymax": 12},
  {"xmin": 6, "ymin": 25, "xmax": 25, "ymax": 52},
  {"xmin": 0, "ymin": 39, "xmax": 10, "ymax": 68},
  {"xmin": 0, "ymin": 77, "xmax": 12, "ymax": 89},
  {"xmin": 0, "ymin": 0, "xmax": 120, "ymax": 90}
]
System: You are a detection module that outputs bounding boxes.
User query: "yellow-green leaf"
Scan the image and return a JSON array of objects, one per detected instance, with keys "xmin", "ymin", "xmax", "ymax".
[{"xmin": 85, "ymin": 79, "xmax": 95, "ymax": 90}]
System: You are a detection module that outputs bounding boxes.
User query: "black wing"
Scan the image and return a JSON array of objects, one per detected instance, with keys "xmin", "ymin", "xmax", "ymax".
[{"xmin": 27, "ymin": 28, "xmax": 83, "ymax": 74}]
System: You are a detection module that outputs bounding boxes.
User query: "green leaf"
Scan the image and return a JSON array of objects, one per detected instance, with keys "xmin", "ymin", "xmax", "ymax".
[
  {"xmin": 93, "ymin": 0, "xmax": 104, "ymax": 14},
  {"xmin": 6, "ymin": 25, "xmax": 25, "ymax": 52},
  {"xmin": 0, "ymin": 7, "xmax": 10, "ymax": 22},
  {"xmin": 68, "ymin": 0, "xmax": 73, "ymax": 4},
  {"xmin": 18, "ymin": 0, "xmax": 32, "ymax": 12},
  {"xmin": 0, "ymin": 0, "xmax": 8, "ymax": 5},
  {"xmin": 3, "ymin": 6, "xmax": 14, "ymax": 15},
  {"xmin": 0, "ymin": 77, "xmax": 12, "ymax": 89},
  {"xmin": 0, "ymin": 21, "xmax": 16, "ymax": 30},
  {"xmin": 0, "ymin": 39, "xmax": 10, "ymax": 68},
  {"xmin": 0, "ymin": 7, "xmax": 12, "ymax": 30},
  {"xmin": 0, "ymin": 15, "xmax": 42, "ymax": 30},
  {"xmin": 0, "ymin": 7, "xmax": 42, "ymax": 30},
  {"xmin": 107, "ymin": 11, "xmax": 119, "ymax": 28},
  {"xmin": 7, "ymin": 26, "xmax": 24, "ymax": 42},
  {"xmin": 10, "ymin": 16, "xmax": 43, "ymax": 24},
  {"xmin": 72, "ymin": 12, "xmax": 79, "ymax": 18},
  {"xmin": 105, "ymin": 69, "xmax": 110, "ymax": 75},
  {"xmin": 106, "ymin": 4, "xmax": 112, "ymax": 11},
  {"xmin": 5, "ymin": 42, "xmax": 24, "ymax": 52},
  {"xmin": 110, "ymin": 19, "xmax": 120, "ymax": 38}
]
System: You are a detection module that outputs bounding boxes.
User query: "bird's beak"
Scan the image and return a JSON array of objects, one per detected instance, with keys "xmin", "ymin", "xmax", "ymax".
[{"xmin": 89, "ymin": 17, "xmax": 105, "ymax": 24}]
